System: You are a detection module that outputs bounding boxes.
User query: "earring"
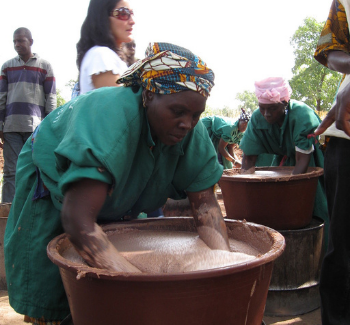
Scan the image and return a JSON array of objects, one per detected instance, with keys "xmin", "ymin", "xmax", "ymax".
[{"xmin": 142, "ymin": 97, "xmax": 147, "ymax": 108}]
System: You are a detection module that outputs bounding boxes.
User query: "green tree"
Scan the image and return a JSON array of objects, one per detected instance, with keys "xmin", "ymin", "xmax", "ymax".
[
  {"xmin": 290, "ymin": 17, "xmax": 341, "ymax": 111},
  {"xmin": 56, "ymin": 89, "xmax": 66, "ymax": 107},
  {"xmin": 66, "ymin": 79, "xmax": 78, "ymax": 92},
  {"xmin": 235, "ymin": 90, "xmax": 259, "ymax": 111}
]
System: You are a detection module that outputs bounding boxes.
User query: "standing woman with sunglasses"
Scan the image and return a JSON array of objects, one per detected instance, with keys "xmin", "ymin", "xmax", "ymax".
[{"xmin": 76, "ymin": 0, "xmax": 135, "ymax": 95}]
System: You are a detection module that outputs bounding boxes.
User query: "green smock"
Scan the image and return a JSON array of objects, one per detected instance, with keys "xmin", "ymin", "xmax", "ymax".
[
  {"xmin": 201, "ymin": 116, "xmax": 244, "ymax": 169},
  {"xmin": 4, "ymin": 86, "xmax": 223, "ymax": 320},
  {"xmin": 240, "ymin": 100, "xmax": 328, "ymax": 242}
]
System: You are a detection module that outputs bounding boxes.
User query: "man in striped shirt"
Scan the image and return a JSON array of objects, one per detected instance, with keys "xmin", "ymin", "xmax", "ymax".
[{"xmin": 0, "ymin": 27, "xmax": 56, "ymax": 203}]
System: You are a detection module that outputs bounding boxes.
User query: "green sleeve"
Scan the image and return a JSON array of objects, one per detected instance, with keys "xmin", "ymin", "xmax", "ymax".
[
  {"xmin": 289, "ymin": 102, "xmax": 321, "ymax": 151},
  {"xmin": 220, "ymin": 119, "xmax": 239, "ymax": 143},
  {"xmin": 173, "ymin": 121, "xmax": 223, "ymax": 193},
  {"xmin": 53, "ymin": 87, "xmax": 143, "ymax": 194},
  {"xmin": 239, "ymin": 111, "xmax": 268, "ymax": 155}
]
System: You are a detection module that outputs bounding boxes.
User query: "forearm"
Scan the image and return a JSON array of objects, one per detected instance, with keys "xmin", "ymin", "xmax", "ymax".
[
  {"xmin": 218, "ymin": 139, "xmax": 234, "ymax": 162},
  {"xmin": 187, "ymin": 188, "xmax": 230, "ymax": 251},
  {"xmin": 62, "ymin": 179, "xmax": 141, "ymax": 273},
  {"xmin": 45, "ymin": 92, "xmax": 57, "ymax": 114},
  {"xmin": 0, "ymin": 82, "xmax": 8, "ymax": 129},
  {"xmin": 44, "ymin": 73, "xmax": 57, "ymax": 113},
  {"xmin": 327, "ymin": 51, "xmax": 350, "ymax": 74},
  {"xmin": 292, "ymin": 151, "xmax": 311, "ymax": 175},
  {"xmin": 69, "ymin": 223, "xmax": 141, "ymax": 272},
  {"xmin": 241, "ymin": 154, "xmax": 257, "ymax": 173}
]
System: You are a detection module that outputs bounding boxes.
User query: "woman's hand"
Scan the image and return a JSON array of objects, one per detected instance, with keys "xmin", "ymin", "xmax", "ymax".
[
  {"xmin": 187, "ymin": 187, "xmax": 230, "ymax": 251},
  {"xmin": 241, "ymin": 154, "xmax": 257, "ymax": 174},
  {"xmin": 61, "ymin": 178, "xmax": 141, "ymax": 273},
  {"xmin": 314, "ymin": 80, "xmax": 350, "ymax": 137}
]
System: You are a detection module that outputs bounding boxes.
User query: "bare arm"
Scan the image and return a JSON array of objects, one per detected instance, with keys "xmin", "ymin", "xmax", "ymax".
[
  {"xmin": 218, "ymin": 138, "xmax": 235, "ymax": 162},
  {"xmin": 91, "ymin": 71, "xmax": 122, "ymax": 89},
  {"xmin": 293, "ymin": 151, "xmax": 311, "ymax": 175},
  {"xmin": 227, "ymin": 143, "xmax": 242, "ymax": 165},
  {"xmin": 313, "ymin": 50, "xmax": 350, "ymax": 136},
  {"xmin": 187, "ymin": 187, "xmax": 230, "ymax": 251},
  {"xmin": 61, "ymin": 178, "xmax": 141, "ymax": 273},
  {"xmin": 314, "ymin": 80, "xmax": 350, "ymax": 137},
  {"xmin": 241, "ymin": 154, "xmax": 257, "ymax": 173},
  {"xmin": 327, "ymin": 51, "xmax": 350, "ymax": 74}
]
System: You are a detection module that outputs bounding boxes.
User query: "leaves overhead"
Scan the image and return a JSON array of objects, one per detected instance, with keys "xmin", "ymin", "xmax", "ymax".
[{"xmin": 290, "ymin": 17, "xmax": 341, "ymax": 111}]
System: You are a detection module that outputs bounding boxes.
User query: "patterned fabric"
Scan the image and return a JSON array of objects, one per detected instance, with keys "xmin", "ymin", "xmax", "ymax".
[
  {"xmin": 239, "ymin": 107, "xmax": 251, "ymax": 122},
  {"xmin": 118, "ymin": 42, "xmax": 214, "ymax": 98},
  {"xmin": 314, "ymin": 0, "xmax": 350, "ymax": 66},
  {"xmin": 0, "ymin": 54, "xmax": 56, "ymax": 132}
]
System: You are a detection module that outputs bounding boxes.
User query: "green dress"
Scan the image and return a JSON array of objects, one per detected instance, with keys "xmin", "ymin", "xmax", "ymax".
[
  {"xmin": 4, "ymin": 86, "xmax": 223, "ymax": 320},
  {"xmin": 201, "ymin": 116, "xmax": 244, "ymax": 169},
  {"xmin": 240, "ymin": 100, "xmax": 328, "ymax": 240}
]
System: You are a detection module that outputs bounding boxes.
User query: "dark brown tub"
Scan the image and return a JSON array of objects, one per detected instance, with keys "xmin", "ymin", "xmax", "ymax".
[
  {"xmin": 219, "ymin": 167, "xmax": 324, "ymax": 230},
  {"xmin": 47, "ymin": 217, "xmax": 285, "ymax": 325}
]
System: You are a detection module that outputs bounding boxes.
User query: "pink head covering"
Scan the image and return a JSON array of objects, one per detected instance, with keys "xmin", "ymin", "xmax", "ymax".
[{"xmin": 254, "ymin": 77, "xmax": 292, "ymax": 104}]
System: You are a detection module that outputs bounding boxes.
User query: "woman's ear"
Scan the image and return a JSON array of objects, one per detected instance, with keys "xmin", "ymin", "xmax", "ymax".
[{"xmin": 142, "ymin": 90, "xmax": 155, "ymax": 107}]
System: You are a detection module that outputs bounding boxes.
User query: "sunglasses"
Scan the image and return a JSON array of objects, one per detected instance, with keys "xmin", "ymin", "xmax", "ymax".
[{"xmin": 110, "ymin": 7, "xmax": 134, "ymax": 20}]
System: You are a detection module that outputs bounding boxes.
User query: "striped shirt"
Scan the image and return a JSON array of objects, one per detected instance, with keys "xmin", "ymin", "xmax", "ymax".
[{"xmin": 0, "ymin": 53, "xmax": 56, "ymax": 132}]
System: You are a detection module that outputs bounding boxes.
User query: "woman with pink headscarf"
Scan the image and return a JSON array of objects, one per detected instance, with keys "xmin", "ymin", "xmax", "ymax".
[{"xmin": 239, "ymin": 77, "xmax": 328, "ymax": 238}]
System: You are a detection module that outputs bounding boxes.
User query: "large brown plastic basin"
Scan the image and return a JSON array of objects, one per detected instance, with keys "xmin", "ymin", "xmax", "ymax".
[
  {"xmin": 219, "ymin": 166, "xmax": 324, "ymax": 230},
  {"xmin": 47, "ymin": 217, "xmax": 285, "ymax": 325}
]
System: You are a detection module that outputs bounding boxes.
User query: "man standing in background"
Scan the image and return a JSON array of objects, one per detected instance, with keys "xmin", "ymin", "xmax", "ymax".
[{"xmin": 0, "ymin": 27, "xmax": 56, "ymax": 203}]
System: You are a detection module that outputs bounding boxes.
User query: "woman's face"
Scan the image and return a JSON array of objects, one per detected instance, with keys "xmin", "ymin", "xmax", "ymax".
[
  {"xmin": 144, "ymin": 90, "xmax": 207, "ymax": 146},
  {"xmin": 109, "ymin": 0, "xmax": 135, "ymax": 47},
  {"xmin": 259, "ymin": 102, "xmax": 286, "ymax": 126}
]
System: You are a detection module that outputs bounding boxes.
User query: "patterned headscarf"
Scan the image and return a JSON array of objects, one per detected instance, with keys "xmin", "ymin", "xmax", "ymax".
[
  {"xmin": 254, "ymin": 77, "xmax": 292, "ymax": 104},
  {"xmin": 117, "ymin": 42, "xmax": 215, "ymax": 98},
  {"xmin": 239, "ymin": 108, "xmax": 251, "ymax": 122}
]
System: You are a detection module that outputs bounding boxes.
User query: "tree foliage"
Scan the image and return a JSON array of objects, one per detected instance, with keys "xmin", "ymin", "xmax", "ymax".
[
  {"xmin": 290, "ymin": 17, "xmax": 341, "ymax": 111},
  {"xmin": 202, "ymin": 105, "xmax": 240, "ymax": 119},
  {"xmin": 56, "ymin": 89, "xmax": 66, "ymax": 107},
  {"xmin": 66, "ymin": 79, "xmax": 78, "ymax": 92},
  {"xmin": 235, "ymin": 90, "xmax": 259, "ymax": 111}
]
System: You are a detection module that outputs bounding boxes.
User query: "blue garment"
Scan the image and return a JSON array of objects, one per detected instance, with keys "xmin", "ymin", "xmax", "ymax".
[{"xmin": 70, "ymin": 82, "xmax": 80, "ymax": 99}]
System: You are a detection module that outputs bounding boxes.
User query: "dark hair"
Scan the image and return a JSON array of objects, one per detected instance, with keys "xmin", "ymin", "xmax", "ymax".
[
  {"xmin": 76, "ymin": 0, "xmax": 121, "ymax": 70},
  {"xmin": 14, "ymin": 27, "xmax": 32, "ymax": 40}
]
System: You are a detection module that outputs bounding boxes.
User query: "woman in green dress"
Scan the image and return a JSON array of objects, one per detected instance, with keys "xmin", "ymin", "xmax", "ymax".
[
  {"xmin": 240, "ymin": 77, "xmax": 328, "ymax": 241},
  {"xmin": 201, "ymin": 108, "xmax": 250, "ymax": 169},
  {"xmin": 4, "ymin": 42, "xmax": 230, "ymax": 324}
]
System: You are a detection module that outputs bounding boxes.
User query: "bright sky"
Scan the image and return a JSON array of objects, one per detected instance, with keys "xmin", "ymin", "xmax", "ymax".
[{"xmin": 0, "ymin": 0, "xmax": 333, "ymax": 110}]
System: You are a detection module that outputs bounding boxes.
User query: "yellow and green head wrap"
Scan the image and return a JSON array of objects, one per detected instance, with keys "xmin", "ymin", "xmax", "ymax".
[{"xmin": 118, "ymin": 42, "xmax": 215, "ymax": 98}]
